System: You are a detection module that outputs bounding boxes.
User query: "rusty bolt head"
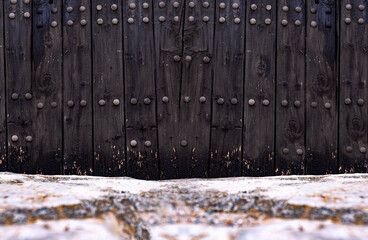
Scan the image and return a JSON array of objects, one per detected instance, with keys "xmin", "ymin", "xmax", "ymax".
[
  {"xmin": 113, "ymin": 99, "xmax": 120, "ymax": 106},
  {"xmin": 37, "ymin": 102, "xmax": 44, "ymax": 109},
  {"xmin": 358, "ymin": 99, "xmax": 365, "ymax": 106},
  {"xmin": 360, "ymin": 147, "xmax": 367, "ymax": 154},
  {"xmin": 11, "ymin": 93, "xmax": 19, "ymax": 100},
  {"xmin": 282, "ymin": 148, "xmax": 289, "ymax": 155},
  {"xmin": 294, "ymin": 100, "xmax": 301, "ymax": 108},
  {"xmin": 130, "ymin": 140, "xmax": 137, "ymax": 147},
  {"xmin": 130, "ymin": 98, "xmax": 138, "ymax": 105},
  {"xmin": 25, "ymin": 93, "xmax": 32, "ymax": 100},
  {"xmin": 359, "ymin": 5, "xmax": 365, "ymax": 11},
  {"xmin": 25, "ymin": 136, "xmax": 33, "ymax": 142},
  {"xmin": 144, "ymin": 140, "xmax": 152, "ymax": 147},
  {"xmin": 98, "ymin": 99, "xmax": 106, "ymax": 106},
  {"xmin": 311, "ymin": 101, "xmax": 318, "ymax": 108},
  {"xmin": 181, "ymin": 140, "xmax": 188, "ymax": 147},
  {"xmin": 162, "ymin": 96, "xmax": 169, "ymax": 103},
  {"xmin": 281, "ymin": 100, "xmax": 288, "ymax": 107},
  {"xmin": 144, "ymin": 98, "xmax": 151, "ymax": 105},
  {"xmin": 346, "ymin": 146, "xmax": 353, "ymax": 153},
  {"xmin": 185, "ymin": 55, "xmax": 192, "ymax": 62},
  {"xmin": 67, "ymin": 101, "xmax": 74, "ymax": 108},
  {"xmin": 159, "ymin": 2, "xmax": 166, "ymax": 8},
  {"xmin": 111, "ymin": 4, "xmax": 118, "ymax": 11},
  {"xmin": 324, "ymin": 102, "xmax": 332, "ymax": 109},
  {"xmin": 296, "ymin": 149, "xmax": 304, "ymax": 156},
  {"xmin": 184, "ymin": 96, "xmax": 191, "ymax": 103},
  {"xmin": 11, "ymin": 135, "xmax": 19, "ymax": 142},
  {"xmin": 51, "ymin": 102, "xmax": 58, "ymax": 108},
  {"xmin": 262, "ymin": 99, "xmax": 270, "ymax": 106},
  {"xmin": 80, "ymin": 100, "xmax": 87, "ymax": 107}
]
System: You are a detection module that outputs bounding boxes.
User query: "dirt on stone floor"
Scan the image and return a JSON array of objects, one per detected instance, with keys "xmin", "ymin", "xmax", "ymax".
[{"xmin": 0, "ymin": 173, "xmax": 368, "ymax": 239}]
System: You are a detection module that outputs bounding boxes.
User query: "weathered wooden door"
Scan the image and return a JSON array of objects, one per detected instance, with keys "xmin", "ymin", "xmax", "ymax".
[{"xmin": 1, "ymin": 0, "xmax": 368, "ymax": 179}]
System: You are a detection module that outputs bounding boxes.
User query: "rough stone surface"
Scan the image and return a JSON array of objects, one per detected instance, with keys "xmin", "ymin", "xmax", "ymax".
[{"xmin": 0, "ymin": 173, "xmax": 368, "ymax": 239}]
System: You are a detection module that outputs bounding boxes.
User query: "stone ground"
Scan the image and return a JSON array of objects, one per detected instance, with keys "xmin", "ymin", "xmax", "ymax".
[{"xmin": 0, "ymin": 173, "xmax": 368, "ymax": 239}]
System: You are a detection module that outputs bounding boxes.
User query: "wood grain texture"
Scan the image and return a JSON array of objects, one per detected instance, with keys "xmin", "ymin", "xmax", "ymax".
[
  {"xmin": 123, "ymin": 0, "xmax": 158, "ymax": 180},
  {"xmin": 210, "ymin": 0, "xmax": 244, "ymax": 178},
  {"xmin": 305, "ymin": 0, "xmax": 338, "ymax": 175},
  {"xmin": 177, "ymin": 0, "xmax": 215, "ymax": 178},
  {"xmin": 339, "ymin": 0, "xmax": 368, "ymax": 173},
  {"xmin": 63, "ymin": 0, "xmax": 93, "ymax": 175},
  {"xmin": 243, "ymin": 0, "xmax": 276, "ymax": 176},
  {"xmin": 92, "ymin": 0, "xmax": 125, "ymax": 176},
  {"xmin": 275, "ymin": 0, "xmax": 306, "ymax": 175},
  {"xmin": 0, "ymin": 1, "xmax": 6, "ymax": 171},
  {"xmin": 155, "ymin": 0, "xmax": 184, "ymax": 179},
  {"xmin": 31, "ymin": 0, "xmax": 63, "ymax": 174}
]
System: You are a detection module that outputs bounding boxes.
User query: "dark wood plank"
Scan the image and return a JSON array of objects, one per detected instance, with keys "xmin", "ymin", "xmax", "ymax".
[
  {"xmin": 5, "ymin": 0, "xmax": 33, "ymax": 173},
  {"xmin": 339, "ymin": 0, "xmax": 368, "ymax": 173},
  {"xmin": 92, "ymin": 0, "xmax": 125, "ymax": 176},
  {"xmin": 178, "ymin": 0, "xmax": 215, "ymax": 178},
  {"xmin": 0, "ymin": 1, "xmax": 6, "ymax": 171},
  {"xmin": 63, "ymin": 0, "xmax": 93, "ymax": 175},
  {"xmin": 31, "ymin": 0, "xmax": 63, "ymax": 174},
  {"xmin": 210, "ymin": 0, "xmax": 245, "ymax": 178},
  {"xmin": 243, "ymin": 0, "xmax": 276, "ymax": 176},
  {"xmin": 275, "ymin": 0, "xmax": 306, "ymax": 175},
  {"xmin": 305, "ymin": 0, "xmax": 338, "ymax": 174},
  {"xmin": 123, "ymin": 0, "xmax": 158, "ymax": 180},
  {"xmin": 155, "ymin": 0, "xmax": 184, "ymax": 179}
]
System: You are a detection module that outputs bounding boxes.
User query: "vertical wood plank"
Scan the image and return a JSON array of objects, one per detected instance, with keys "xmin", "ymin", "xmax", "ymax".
[
  {"xmin": 306, "ymin": 0, "xmax": 337, "ymax": 174},
  {"xmin": 31, "ymin": 0, "xmax": 63, "ymax": 174},
  {"xmin": 275, "ymin": 0, "xmax": 306, "ymax": 175},
  {"xmin": 5, "ymin": 0, "xmax": 33, "ymax": 173},
  {"xmin": 123, "ymin": 0, "xmax": 159, "ymax": 180},
  {"xmin": 339, "ymin": 0, "xmax": 368, "ymax": 173},
  {"xmin": 210, "ymin": 0, "xmax": 245, "ymax": 178},
  {"xmin": 0, "ymin": 1, "xmax": 6, "ymax": 171},
  {"xmin": 155, "ymin": 0, "xmax": 184, "ymax": 179},
  {"xmin": 63, "ymin": 0, "xmax": 93, "ymax": 175},
  {"xmin": 178, "ymin": 0, "xmax": 215, "ymax": 178},
  {"xmin": 92, "ymin": 0, "xmax": 125, "ymax": 176},
  {"xmin": 243, "ymin": 0, "xmax": 276, "ymax": 176}
]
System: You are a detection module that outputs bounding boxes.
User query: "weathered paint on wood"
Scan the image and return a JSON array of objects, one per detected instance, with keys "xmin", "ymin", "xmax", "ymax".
[
  {"xmin": 210, "ymin": 0, "xmax": 244, "ymax": 178},
  {"xmin": 0, "ymin": 1, "xmax": 6, "ymax": 171},
  {"xmin": 63, "ymin": 0, "xmax": 93, "ymax": 175},
  {"xmin": 92, "ymin": 0, "xmax": 125, "ymax": 176},
  {"xmin": 306, "ymin": 0, "xmax": 338, "ymax": 175},
  {"xmin": 155, "ymin": 0, "xmax": 184, "ymax": 179},
  {"xmin": 123, "ymin": 0, "xmax": 159, "ymax": 180},
  {"xmin": 177, "ymin": 0, "xmax": 214, "ymax": 178},
  {"xmin": 339, "ymin": 0, "xmax": 368, "ymax": 173},
  {"xmin": 243, "ymin": 0, "xmax": 276, "ymax": 176},
  {"xmin": 275, "ymin": 0, "xmax": 306, "ymax": 175}
]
